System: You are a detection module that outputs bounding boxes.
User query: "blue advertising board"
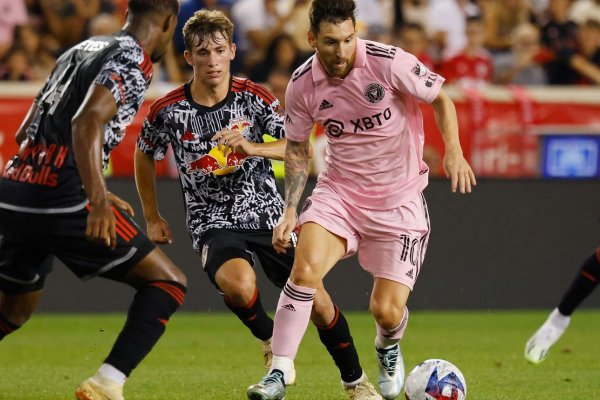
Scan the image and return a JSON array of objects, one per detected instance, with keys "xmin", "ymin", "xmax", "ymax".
[{"xmin": 541, "ymin": 135, "xmax": 600, "ymax": 178}]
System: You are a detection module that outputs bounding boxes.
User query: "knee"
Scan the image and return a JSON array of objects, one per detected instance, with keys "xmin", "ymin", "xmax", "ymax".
[
  {"xmin": 130, "ymin": 249, "xmax": 188, "ymax": 288},
  {"xmin": 370, "ymin": 298, "xmax": 404, "ymax": 329},
  {"xmin": 170, "ymin": 268, "xmax": 187, "ymax": 288},
  {"xmin": 290, "ymin": 259, "xmax": 321, "ymax": 287},
  {"xmin": 148, "ymin": 263, "xmax": 188, "ymax": 288},
  {"xmin": 218, "ymin": 274, "xmax": 257, "ymax": 305}
]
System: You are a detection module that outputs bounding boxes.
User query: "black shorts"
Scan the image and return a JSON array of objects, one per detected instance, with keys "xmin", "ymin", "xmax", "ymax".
[
  {"xmin": 0, "ymin": 206, "xmax": 156, "ymax": 295},
  {"xmin": 197, "ymin": 228, "xmax": 296, "ymax": 291}
]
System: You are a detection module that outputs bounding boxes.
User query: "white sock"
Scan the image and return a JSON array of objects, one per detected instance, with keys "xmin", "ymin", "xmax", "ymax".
[
  {"xmin": 376, "ymin": 336, "xmax": 399, "ymax": 349},
  {"xmin": 549, "ymin": 308, "xmax": 571, "ymax": 329},
  {"xmin": 342, "ymin": 371, "xmax": 367, "ymax": 388},
  {"xmin": 270, "ymin": 355, "xmax": 294, "ymax": 384},
  {"xmin": 97, "ymin": 363, "xmax": 127, "ymax": 385}
]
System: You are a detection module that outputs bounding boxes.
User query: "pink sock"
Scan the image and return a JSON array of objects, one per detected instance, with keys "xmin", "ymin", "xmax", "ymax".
[
  {"xmin": 271, "ymin": 279, "xmax": 316, "ymax": 359},
  {"xmin": 376, "ymin": 306, "xmax": 409, "ymax": 348}
]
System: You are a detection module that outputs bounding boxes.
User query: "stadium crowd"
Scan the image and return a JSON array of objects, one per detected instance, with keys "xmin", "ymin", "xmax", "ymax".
[{"xmin": 2, "ymin": 0, "xmax": 600, "ymax": 88}]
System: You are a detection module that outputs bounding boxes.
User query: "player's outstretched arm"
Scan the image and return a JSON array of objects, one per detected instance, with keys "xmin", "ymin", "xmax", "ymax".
[
  {"xmin": 72, "ymin": 84, "xmax": 119, "ymax": 248},
  {"xmin": 272, "ymin": 138, "xmax": 310, "ymax": 253},
  {"xmin": 212, "ymin": 129, "xmax": 288, "ymax": 160},
  {"xmin": 431, "ymin": 89, "xmax": 477, "ymax": 194},
  {"xmin": 134, "ymin": 147, "xmax": 173, "ymax": 244}
]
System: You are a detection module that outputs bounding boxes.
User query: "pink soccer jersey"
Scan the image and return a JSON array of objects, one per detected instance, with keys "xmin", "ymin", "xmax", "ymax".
[{"xmin": 285, "ymin": 38, "xmax": 445, "ymax": 210}]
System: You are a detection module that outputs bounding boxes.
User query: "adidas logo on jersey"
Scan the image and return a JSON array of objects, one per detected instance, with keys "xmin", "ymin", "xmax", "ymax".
[
  {"xmin": 406, "ymin": 269, "xmax": 414, "ymax": 279},
  {"xmin": 319, "ymin": 99, "xmax": 333, "ymax": 110},
  {"xmin": 282, "ymin": 304, "xmax": 296, "ymax": 311}
]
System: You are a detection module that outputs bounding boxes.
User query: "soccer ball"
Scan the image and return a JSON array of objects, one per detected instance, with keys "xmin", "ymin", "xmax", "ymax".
[{"xmin": 404, "ymin": 359, "xmax": 467, "ymax": 400}]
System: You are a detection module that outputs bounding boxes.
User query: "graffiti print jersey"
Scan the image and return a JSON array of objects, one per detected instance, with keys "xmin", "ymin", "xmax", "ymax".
[
  {"xmin": 0, "ymin": 31, "xmax": 152, "ymax": 213},
  {"xmin": 137, "ymin": 77, "xmax": 285, "ymax": 249}
]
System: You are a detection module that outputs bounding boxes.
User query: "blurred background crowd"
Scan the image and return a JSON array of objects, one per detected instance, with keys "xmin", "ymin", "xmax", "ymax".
[{"xmin": 2, "ymin": 0, "xmax": 600, "ymax": 95}]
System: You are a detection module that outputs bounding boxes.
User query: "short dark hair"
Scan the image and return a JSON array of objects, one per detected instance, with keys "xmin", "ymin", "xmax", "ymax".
[
  {"xmin": 128, "ymin": 0, "xmax": 179, "ymax": 16},
  {"xmin": 309, "ymin": 0, "xmax": 356, "ymax": 34},
  {"xmin": 183, "ymin": 9, "xmax": 234, "ymax": 51}
]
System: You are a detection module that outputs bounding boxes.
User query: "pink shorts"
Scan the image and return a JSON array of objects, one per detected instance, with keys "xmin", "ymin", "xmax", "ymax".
[{"xmin": 298, "ymin": 183, "xmax": 430, "ymax": 290}]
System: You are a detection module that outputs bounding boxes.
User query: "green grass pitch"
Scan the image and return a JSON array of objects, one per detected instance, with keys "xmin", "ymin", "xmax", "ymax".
[{"xmin": 1, "ymin": 310, "xmax": 599, "ymax": 399}]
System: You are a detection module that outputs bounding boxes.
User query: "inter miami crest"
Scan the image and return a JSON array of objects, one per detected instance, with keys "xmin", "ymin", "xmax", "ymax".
[{"xmin": 364, "ymin": 82, "xmax": 385, "ymax": 103}]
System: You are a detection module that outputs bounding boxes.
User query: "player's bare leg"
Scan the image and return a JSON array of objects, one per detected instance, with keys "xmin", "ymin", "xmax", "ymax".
[
  {"xmin": 76, "ymin": 248, "xmax": 187, "ymax": 400},
  {"xmin": 0, "ymin": 290, "xmax": 43, "ymax": 340},
  {"xmin": 247, "ymin": 223, "xmax": 345, "ymax": 400},
  {"xmin": 370, "ymin": 278, "xmax": 411, "ymax": 400},
  {"xmin": 216, "ymin": 258, "xmax": 275, "ymax": 369}
]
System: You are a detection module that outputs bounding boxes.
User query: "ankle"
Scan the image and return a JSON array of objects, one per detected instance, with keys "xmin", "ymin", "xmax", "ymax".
[
  {"xmin": 96, "ymin": 364, "xmax": 127, "ymax": 386},
  {"xmin": 549, "ymin": 308, "xmax": 571, "ymax": 329},
  {"xmin": 270, "ymin": 356, "xmax": 295, "ymax": 384},
  {"xmin": 342, "ymin": 371, "xmax": 367, "ymax": 388}
]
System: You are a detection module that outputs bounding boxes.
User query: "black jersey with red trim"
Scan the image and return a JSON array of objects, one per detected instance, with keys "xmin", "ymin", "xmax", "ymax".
[
  {"xmin": 137, "ymin": 77, "xmax": 286, "ymax": 250},
  {"xmin": 0, "ymin": 31, "xmax": 152, "ymax": 213}
]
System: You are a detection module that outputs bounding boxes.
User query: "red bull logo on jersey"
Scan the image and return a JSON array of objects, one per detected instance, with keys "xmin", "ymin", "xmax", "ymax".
[
  {"xmin": 187, "ymin": 147, "xmax": 248, "ymax": 176},
  {"xmin": 186, "ymin": 118, "xmax": 251, "ymax": 175},
  {"xmin": 228, "ymin": 119, "xmax": 252, "ymax": 133}
]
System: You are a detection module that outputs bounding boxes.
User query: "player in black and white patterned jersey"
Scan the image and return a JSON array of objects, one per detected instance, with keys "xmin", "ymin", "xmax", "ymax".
[
  {"xmin": 0, "ymin": 2, "xmax": 187, "ymax": 400},
  {"xmin": 137, "ymin": 69, "xmax": 286, "ymax": 251},
  {"xmin": 135, "ymin": 10, "xmax": 368, "ymax": 394}
]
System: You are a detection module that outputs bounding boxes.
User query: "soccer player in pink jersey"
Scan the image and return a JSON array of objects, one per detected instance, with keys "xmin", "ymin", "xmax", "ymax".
[{"xmin": 247, "ymin": 1, "xmax": 476, "ymax": 400}]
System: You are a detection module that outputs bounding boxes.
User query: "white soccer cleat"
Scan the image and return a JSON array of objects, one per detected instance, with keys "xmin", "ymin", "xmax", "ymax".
[
  {"xmin": 375, "ymin": 341, "xmax": 405, "ymax": 400},
  {"xmin": 261, "ymin": 338, "xmax": 273, "ymax": 371},
  {"xmin": 75, "ymin": 376, "xmax": 124, "ymax": 400},
  {"xmin": 247, "ymin": 369, "xmax": 287, "ymax": 400},
  {"xmin": 344, "ymin": 374, "xmax": 383, "ymax": 400},
  {"xmin": 525, "ymin": 309, "xmax": 571, "ymax": 365}
]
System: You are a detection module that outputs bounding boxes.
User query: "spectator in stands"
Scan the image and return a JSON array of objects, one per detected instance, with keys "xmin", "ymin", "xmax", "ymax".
[
  {"xmin": 0, "ymin": 45, "xmax": 30, "ymax": 81},
  {"xmin": 356, "ymin": 0, "xmax": 394, "ymax": 41},
  {"xmin": 284, "ymin": 0, "xmax": 313, "ymax": 53},
  {"xmin": 231, "ymin": 0, "xmax": 305, "ymax": 71},
  {"xmin": 12, "ymin": 23, "xmax": 56, "ymax": 81},
  {"xmin": 266, "ymin": 67, "xmax": 291, "ymax": 108},
  {"xmin": 529, "ymin": 0, "xmax": 551, "ymax": 18},
  {"xmin": 38, "ymin": 0, "xmax": 117, "ymax": 52},
  {"xmin": 441, "ymin": 15, "xmax": 493, "ymax": 87},
  {"xmin": 481, "ymin": 0, "xmax": 533, "ymax": 53},
  {"xmin": 249, "ymin": 33, "xmax": 306, "ymax": 83},
  {"xmin": 568, "ymin": 0, "xmax": 600, "ymax": 24},
  {"xmin": 426, "ymin": 0, "xmax": 480, "ymax": 62},
  {"xmin": 0, "ymin": 0, "xmax": 28, "ymax": 61},
  {"xmin": 88, "ymin": 13, "xmax": 121, "ymax": 36},
  {"xmin": 402, "ymin": 0, "xmax": 429, "ymax": 27},
  {"xmin": 396, "ymin": 22, "xmax": 435, "ymax": 70},
  {"xmin": 568, "ymin": 18, "xmax": 600, "ymax": 84},
  {"xmin": 538, "ymin": 0, "xmax": 580, "ymax": 84},
  {"xmin": 494, "ymin": 23, "xmax": 548, "ymax": 85}
]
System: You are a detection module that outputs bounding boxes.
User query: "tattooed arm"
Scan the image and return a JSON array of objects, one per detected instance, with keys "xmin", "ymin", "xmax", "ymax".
[
  {"xmin": 284, "ymin": 139, "xmax": 311, "ymax": 211},
  {"xmin": 272, "ymin": 138, "xmax": 310, "ymax": 253}
]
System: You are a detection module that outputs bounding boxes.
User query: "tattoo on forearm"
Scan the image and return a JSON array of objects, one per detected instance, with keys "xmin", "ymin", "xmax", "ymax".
[{"xmin": 284, "ymin": 140, "xmax": 309, "ymax": 211}]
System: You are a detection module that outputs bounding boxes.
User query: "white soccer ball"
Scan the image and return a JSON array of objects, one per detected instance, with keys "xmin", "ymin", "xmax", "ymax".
[{"xmin": 404, "ymin": 359, "xmax": 467, "ymax": 400}]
